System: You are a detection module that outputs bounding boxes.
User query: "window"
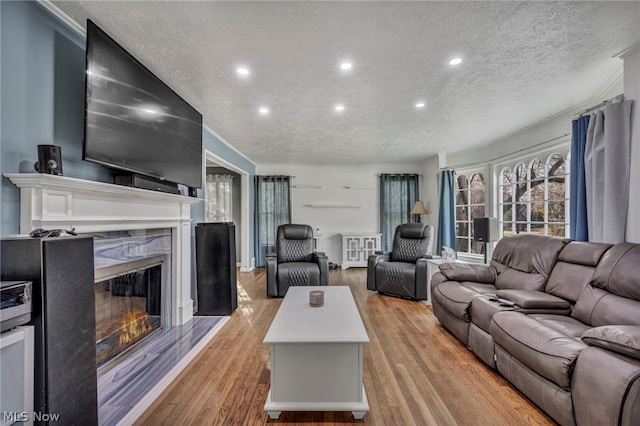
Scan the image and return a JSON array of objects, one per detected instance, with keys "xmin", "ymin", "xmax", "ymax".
[
  {"xmin": 205, "ymin": 174, "xmax": 233, "ymax": 222},
  {"xmin": 455, "ymin": 172, "xmax": 486, "ymax": 255},
  {"xmin": 499, "ymin": 152, "xmax": 568, "ymax": 237},
  {"xmin": 254, "ymin": 176, "xmax": 291, "ymax": 267},
  {"xmin": 379, "ymin": 174, "xmax": 419, "ymax": 251}
]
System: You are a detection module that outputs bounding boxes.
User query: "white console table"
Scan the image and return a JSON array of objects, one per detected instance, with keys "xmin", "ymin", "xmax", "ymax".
[
  {"xmin": 341, "ymin": 233, "xmax": 381, "ymax": 269},
  {"xmin": 0, "ymin": 326, "xmax": 34, "ymax": 426}
]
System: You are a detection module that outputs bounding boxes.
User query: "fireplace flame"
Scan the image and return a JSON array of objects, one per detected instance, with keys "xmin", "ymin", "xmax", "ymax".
[{"xmin": 118, "ymin": 308, "xmax": 153, "ymax": 347}]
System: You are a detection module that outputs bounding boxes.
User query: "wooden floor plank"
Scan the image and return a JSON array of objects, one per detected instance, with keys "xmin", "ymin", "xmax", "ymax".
[{"xmin": 135, "ymin": 268, "xmax": 555, "ymax": 425}]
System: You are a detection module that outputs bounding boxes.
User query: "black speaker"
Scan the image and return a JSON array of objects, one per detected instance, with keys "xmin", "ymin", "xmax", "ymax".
[
  {"xmin": 114, "ymin": 173, "xmax": 179, "ymax": 194},
  {"xmin": 195, "ymin": 223, "xmax": 237, "ymax": 315},
  {"xmin": 473, "ymin": 217, "xmax": 498, "ymax": 242},
  {"xmin": 34, "ymin": 144, "xmax": 63, "ymax": 175},
  {"xmin": 1, "ymin": 237, "xmax": 97, "ymax": 425}
]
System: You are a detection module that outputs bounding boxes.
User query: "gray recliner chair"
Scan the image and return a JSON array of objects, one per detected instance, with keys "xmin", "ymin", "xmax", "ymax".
[
  {"xmin": 266, "ymin": 224, "xmax": 329, "ymax": 297},
  {"xmin": 367, "ymin": 223, "xmax": 434, "ymax": 300}
]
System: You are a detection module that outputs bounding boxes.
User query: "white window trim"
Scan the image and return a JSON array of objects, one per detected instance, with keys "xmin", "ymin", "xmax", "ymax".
[
  {"xmin": 454, "ymin": 165, "xmax": 489, "ymax": 261},
  {"xmin": 492, "ymin": 142, "xmax": 571, "ymax": 240},
  {"xmin": 449, "ymin": 137, "xmax": 571, "ymax": 261}
]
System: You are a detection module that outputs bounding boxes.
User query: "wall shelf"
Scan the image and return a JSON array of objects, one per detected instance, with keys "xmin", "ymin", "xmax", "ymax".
[
  {"xmin": 342, "ymin": 186, "xmax": 374, "ymax": 190},
  {"xmin": 304, "ymin": 204, "xmax": 360, "ymax": 208},
  {"xmin": 292, "ymin": 184, "xmax": 323, "ymax": 189}
]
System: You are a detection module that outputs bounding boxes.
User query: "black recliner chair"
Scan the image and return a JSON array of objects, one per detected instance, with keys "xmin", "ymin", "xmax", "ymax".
[
  {"xmin": 266, "ymin": 224, "xmax": 329, "ymax": 297},
  {"xmin": 367, "ymin": 223, "xmax": 434, "ymax": 300}
]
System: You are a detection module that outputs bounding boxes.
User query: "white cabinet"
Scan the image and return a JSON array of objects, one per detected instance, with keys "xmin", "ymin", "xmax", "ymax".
[
  {"xmin": 0, "ymin": 326, "xmax": 34, "ymax": 426},
  {"xmin": 341, "ymin": 233, "xmax": 381, "ymax": 269}
]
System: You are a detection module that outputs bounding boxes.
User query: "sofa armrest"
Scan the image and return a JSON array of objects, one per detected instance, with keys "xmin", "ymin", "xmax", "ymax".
[
  {"xmin": 572, "ymin": 345, "xmax": 640, "ymax": 426},
  {"xmin": 367, "ymin": 253, "xmax": 390, "ymax": 291},
  {"xmin": 581, "ymin": 325, "xmax": 640, "ymax": 361},
  {"xmin": 312, "ymin": 252, "xmax": 329, "ymax": 286},
  {"xmin": 266, "ymin": 255, "xmax": 278, "ymax": 297},
  {"xmin": 496, "ymin": 289, "xmax": 572, "ymax": 310},
  {"xmin": 368, "ymin": 253, "xmax": 390, "ymax": 264},
  {"xmin": 311, "ymin": 251, "xmax": 327, "ymax": 260},
  {"xmin": 415, "ymin": 258, "xmax": 429, "ymax": 300},
  {"xmin": 439, "ymin": 262, "xmax": 496, "ymax": 284},
  {"xmin": 374, "ymin": 250, "xmax": 391, "ymax": 255}
]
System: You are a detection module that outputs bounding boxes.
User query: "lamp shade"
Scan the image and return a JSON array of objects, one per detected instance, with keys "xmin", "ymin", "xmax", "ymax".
[{"xmin": 410, "ymin": 200, "xmax": 429, "ymax": 215}]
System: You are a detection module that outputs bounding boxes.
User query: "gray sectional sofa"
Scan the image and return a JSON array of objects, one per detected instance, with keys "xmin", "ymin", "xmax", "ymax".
[{"xmin": 431, "ymin": 234, "xmax": 640, "ymax": 426}]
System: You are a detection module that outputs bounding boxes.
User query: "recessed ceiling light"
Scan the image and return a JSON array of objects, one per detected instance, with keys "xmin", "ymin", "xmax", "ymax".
[
  {"xmin": 259, "ymin": 106, "xmax": 269, "ymax": 115},
  {"xmin": 335, "ymin": 104, "xmax": 345, "ymax": 112},
  {"xmin": 415, "ymin": 102, "xmax": 426, "ymax": 108},
  {"xmin": 236, "ymin": 66, "xmax": 250, "ymax": 76},
  {"xmin": 340, "ymin": 62, "xmax": 352, "ymax": 71},
  {"xmin": 449, "ymin": 57, "xmax": 462, "ymax": 66}
]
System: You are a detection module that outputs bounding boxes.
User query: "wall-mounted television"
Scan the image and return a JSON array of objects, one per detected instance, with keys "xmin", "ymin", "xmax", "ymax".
[{"xmin": 83, "ymin": 20, "xmax": 202, "ymax": 191}]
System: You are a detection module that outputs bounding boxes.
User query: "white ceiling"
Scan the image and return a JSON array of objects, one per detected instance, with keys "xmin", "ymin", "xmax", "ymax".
[{"xmin": 50, "ymin": 1, "xmax": 640, "ymax": 165}]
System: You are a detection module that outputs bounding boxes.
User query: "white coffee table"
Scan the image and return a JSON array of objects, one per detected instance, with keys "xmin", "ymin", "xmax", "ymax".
[{"xmin": 263, "ymin": 286, "xmax": 370, "ymax": 419}]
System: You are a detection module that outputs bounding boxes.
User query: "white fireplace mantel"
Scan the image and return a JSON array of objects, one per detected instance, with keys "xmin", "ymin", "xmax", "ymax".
[{"xmin": 5, "ymin": 173, "xmax": 202, "ymax": 326}]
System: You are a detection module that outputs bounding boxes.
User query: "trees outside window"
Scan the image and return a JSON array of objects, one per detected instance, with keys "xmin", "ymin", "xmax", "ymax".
[{"xmin": 499, "ymin": 152, "xmax": 568, "ymax": 237}]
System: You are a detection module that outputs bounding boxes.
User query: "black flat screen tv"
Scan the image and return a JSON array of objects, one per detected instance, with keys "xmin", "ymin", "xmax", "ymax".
[{"xmin": 83, "ymin": 20, "xmax": 202, "ymax": 190}]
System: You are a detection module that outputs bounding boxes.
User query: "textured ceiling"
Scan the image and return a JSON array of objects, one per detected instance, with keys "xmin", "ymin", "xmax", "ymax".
[{"xmin": 50, "ymin": 1, "xmax": 640, "ymax": 165}]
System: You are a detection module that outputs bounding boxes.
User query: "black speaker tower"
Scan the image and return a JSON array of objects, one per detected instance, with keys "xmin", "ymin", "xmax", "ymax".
[
  {"xmin": 195, "ymin": 223, "xmax": 237, "ymax": 315},
  {"xmin": 1, "ymin": 237, "xmax": 97, "ymax": 425}
]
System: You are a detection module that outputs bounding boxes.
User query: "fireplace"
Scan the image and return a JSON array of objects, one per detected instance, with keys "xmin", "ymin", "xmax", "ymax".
[
  {"xmin": 6, "ymin": 173, "xmax": 200, "ymax": 328},
  {"xmin": 93, "ymin": 230, "xmax": 171, "ymax": 366},
  {"xmin": 95, "ymin": 263, "xmax": 162, "ymax": 365},
  {"xmin": 5, "ymin": 173, "xmax": 209, "ymax": 425}
]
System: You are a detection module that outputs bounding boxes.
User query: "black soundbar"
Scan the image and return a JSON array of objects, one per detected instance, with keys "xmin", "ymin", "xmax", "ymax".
[{"xmin": 115, "ymin": 174, "xmax": 179, "ymax": 194}]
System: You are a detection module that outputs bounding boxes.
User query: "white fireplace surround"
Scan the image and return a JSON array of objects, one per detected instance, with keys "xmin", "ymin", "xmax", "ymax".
[{"xmin": 5, "ymin": 173, "xmax": 201, "ymax": 326}]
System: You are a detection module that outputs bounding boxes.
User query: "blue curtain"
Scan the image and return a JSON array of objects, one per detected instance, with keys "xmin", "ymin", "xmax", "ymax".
[
  {"xmin": 379, "ymin": 174, "xmax": 419, "ymax": 251},
  {"xmin": 254, "ymin": 176, "xmax": 291, "ymax": 267},
  {"xmin": 570, "ymin": 116, "xmax": 590, "ymax": 241},
  {"xmin": 436, "ymin": 170, "xmax": 456, "ymax": 256}
]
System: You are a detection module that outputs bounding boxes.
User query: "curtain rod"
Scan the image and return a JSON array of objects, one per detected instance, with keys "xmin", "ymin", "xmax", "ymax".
[
  {"xmin": 376, "ymin": 173, "xmax": 423, "ymax": 176},
  {"xmin": 441, "ymin": 133, "xmax": 570, "ymax": 171},
  {"xmin": 573, "ymin": 94, "xmax": 624, "ymax": 119}
]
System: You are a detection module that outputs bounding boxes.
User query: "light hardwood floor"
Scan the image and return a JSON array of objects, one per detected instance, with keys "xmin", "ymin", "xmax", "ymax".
[{"xmin": 136, "ymin": 268, "xmax": 554, "ymax": 425}]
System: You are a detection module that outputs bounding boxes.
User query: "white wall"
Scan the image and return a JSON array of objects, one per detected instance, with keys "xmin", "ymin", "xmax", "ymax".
[
  {"xmin": 255, "ymin": 57, "xmax": 639, "ymax": 255},
  {"xmin": 429, "ymin": 74, "xmax": 629, "ymax": 247},
  {"xmin": 624, "ymin": 47, "xmax": 640, "ymax": 243},
  {"xmin": 444, "ymin": 78, "xmax": 624, "ymax": 168},
  {"xmin": 256, "ymin": 163, "xmax": 424, "ymax": 262},
  {"xmin": 421, "ymin": 154, "xmax": 441, "ymax": 233}
]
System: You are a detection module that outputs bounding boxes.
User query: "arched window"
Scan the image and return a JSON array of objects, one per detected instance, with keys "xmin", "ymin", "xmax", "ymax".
[
  {"xmin": 455, "ymin": 172, "xmax": 486, "ymax": 254},
  {"xmin": 547, "ymin": 153, "xmax": 567, "ymax": 236},
  {"xmin": 497, "ymin": 153, "xmax": 568, "ymax": 238},
  {"xmin": 499, "ymin": 167, "xmax": 514, "ymax": 236}
]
